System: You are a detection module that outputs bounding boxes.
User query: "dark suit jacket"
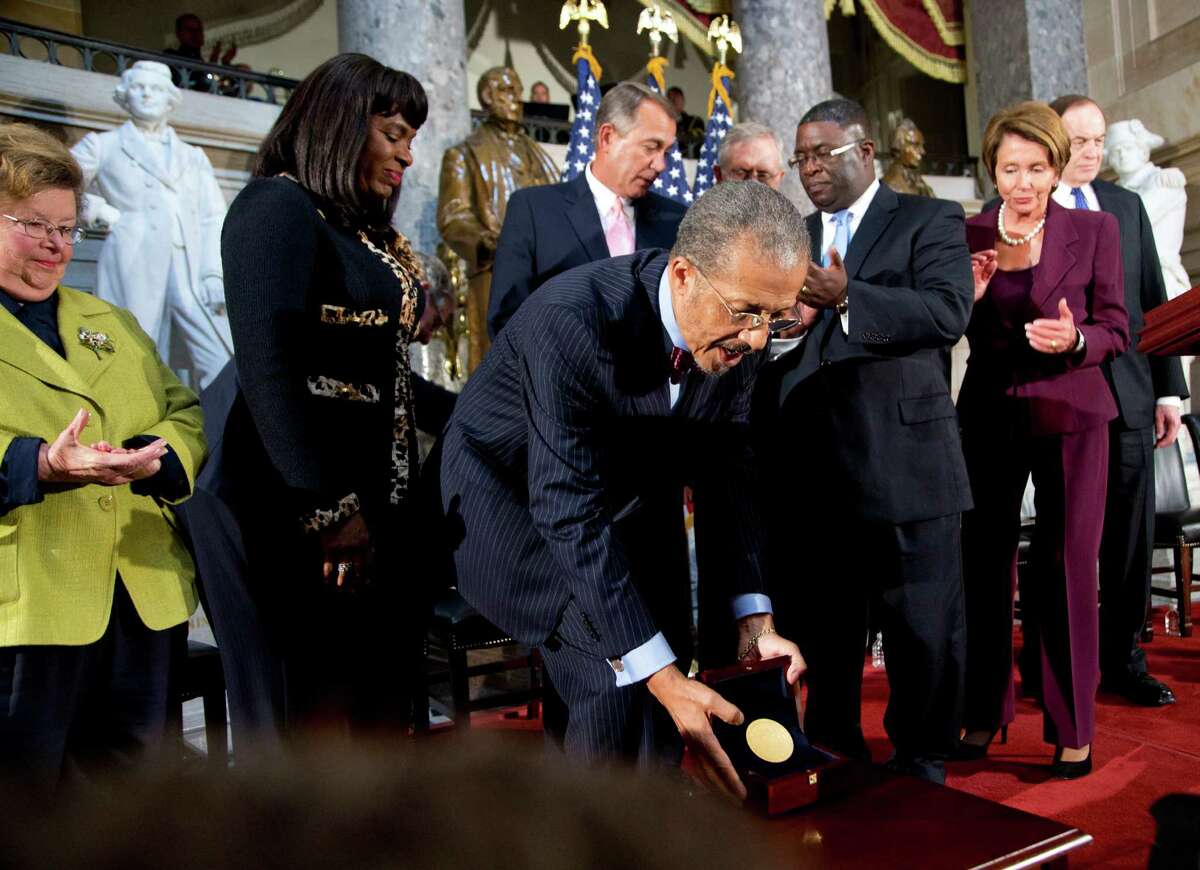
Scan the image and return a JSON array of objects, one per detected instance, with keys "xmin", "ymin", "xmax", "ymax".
[
  {"xmin": 959, "ymin": 200, "xmax": 1130, "ymax": 436},
  {"xmin": 754, "ymin": 184, "xmax": 975, "ymax": 526},
  {"xmin": 486, "ymin": 172, "xmax": 687, "ymax": 338},
  {"xmin": 984, "ymin": 184, "xmax": 1187, "ymax": 427},
  {"xmin": 443, "ymin": 250, "xmax": 766, "ymax": 658}
]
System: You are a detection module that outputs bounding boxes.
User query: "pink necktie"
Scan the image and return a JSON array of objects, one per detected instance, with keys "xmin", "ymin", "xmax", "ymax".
[{"xmin": 604, "ymin": 198, "xmax": 635, "ymax": 256}]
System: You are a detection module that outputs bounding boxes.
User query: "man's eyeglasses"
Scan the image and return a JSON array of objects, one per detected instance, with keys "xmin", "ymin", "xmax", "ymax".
[
  {"xmin": 1, "ymin": 214, "xmax": 86, "ymax": 245},
  {"xmin": 788, "ymin": 139, "xmax": 864, "ymax": 170},
  {"xmin": 724, "ymin": 168, "xmax": 783, "ymax": 184},
  {"xmin": 692, "ymin": 265, "xmax": 802, "ymax": 335}
]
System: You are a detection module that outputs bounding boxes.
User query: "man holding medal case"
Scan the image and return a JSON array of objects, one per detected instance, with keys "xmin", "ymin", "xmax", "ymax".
[{"xmin": 442, "ymin": 180, "xmax": 811, "ymax": 801}]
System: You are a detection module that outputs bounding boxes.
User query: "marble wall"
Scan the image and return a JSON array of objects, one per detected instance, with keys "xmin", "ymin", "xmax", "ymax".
[
  {"xmin": 338, "ymin": 0, "xmax": 471, "ymax": 256},
  {"xmin": 968, "ymin": 0, "xmax": 1088, "ymax": 129},
  {"xmin": 734, "ymin": 0, "xmax": 833, "ymax": 212}
]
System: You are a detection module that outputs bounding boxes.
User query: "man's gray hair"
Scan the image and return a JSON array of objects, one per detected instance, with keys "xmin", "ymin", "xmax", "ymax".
[
  {"xmin": 717, "ymin": 122, "xmax": 786, "ymax": 173},
  {"xmin": 671, "ymin": 180, "xmax": 809, "ymax": 276},
  {"xmin": 595, "ymin": 81, "xmax": 678, "ymax": 136}
]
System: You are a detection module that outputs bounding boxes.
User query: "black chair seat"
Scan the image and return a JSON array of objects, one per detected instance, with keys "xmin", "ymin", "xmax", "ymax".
[
  {"xmin": 1154, "ymin": 507, "xmax": 1200, "ymax": 545},
  {"xmin": 430, "ymin": 590, "xmax": 514, "ymax": 650},
  {"xmin": 416, "ymin": 589, "xmax": 542, "ymax": 731},
  {"xmin": 1147, "ymin": 415, "xmax": 1200, "ymax": 638}
]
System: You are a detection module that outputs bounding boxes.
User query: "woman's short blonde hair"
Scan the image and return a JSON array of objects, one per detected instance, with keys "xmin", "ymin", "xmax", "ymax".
[
  {"xmin": 0, "ymin": 123, "xmax": 83, "ymax": 210},
  {"xmin": 980, "ymin": 101, "xmax": 1070, "ymax": 184}
]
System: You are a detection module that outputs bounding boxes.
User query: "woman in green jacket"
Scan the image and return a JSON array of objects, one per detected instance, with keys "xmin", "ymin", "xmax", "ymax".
[{"xmin": 0, "ymin": 123, "xmax": 206, "ymax": 794}]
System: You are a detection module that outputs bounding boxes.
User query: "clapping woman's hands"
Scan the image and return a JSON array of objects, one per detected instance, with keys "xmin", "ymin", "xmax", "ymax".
[
  {"xmin": 971, "ymin": 249, "xmax": 998, "ymax": 301},
  {"xmin": 37, "ymin": 409, "xmax": 165, "ymax": 486},
  {"xmin": 1026, "ymin": 299, "xmax": 1079, "ymax": 355}
]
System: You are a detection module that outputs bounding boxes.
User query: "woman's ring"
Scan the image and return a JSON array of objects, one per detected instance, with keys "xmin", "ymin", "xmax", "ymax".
[{"xmin": 1051, "ymin": 340, "xmax": 1059, "ymax": 352}]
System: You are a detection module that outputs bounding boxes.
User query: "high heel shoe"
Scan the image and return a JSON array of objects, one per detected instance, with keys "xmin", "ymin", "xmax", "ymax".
[
  {"xmin": 951, "ymin": 725, "xmax": 1008, "ymax": 761},
  {"xmin": 1049, "ymin": 745, "xmax": 1092, "ymax": 779}
]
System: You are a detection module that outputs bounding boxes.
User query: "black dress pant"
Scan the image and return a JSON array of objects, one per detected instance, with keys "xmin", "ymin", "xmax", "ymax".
[
  {"xmin": 0, "ymin": 580, "xmax": 176, "ymax": 795},
  {"xmin": 538, "ymin": 597, "xmax": 684, "ymax": 770},
  {"xmin": 243, "ymin": 508, "xmax": 420, "ymax": 737},
  {"xmin": 1098, "ymin": 423, "xmax": 1156, "ymax": 678},
  {"xmin": 774, "ymin": 513, "xmax": 966, "ymax": 763}
]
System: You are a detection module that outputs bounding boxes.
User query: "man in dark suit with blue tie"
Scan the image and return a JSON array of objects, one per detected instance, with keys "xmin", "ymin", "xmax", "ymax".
[
  {"xmin": 1045, "ymin": 95, "xmax": 1187, "ymax": 707},
  {"xmin": 487, "ymin": 82, "xmax": 688, "ymax": 338},
  {"xmin": 443, "ymin": 182, "xmax": 809, "ymax": 798},
  {"xmin": 752, "ymin": 99, "xmax": 974, "ymax": 785}
]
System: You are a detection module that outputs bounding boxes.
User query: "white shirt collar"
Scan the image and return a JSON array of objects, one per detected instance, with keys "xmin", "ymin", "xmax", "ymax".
[
  {"xmin": 1052, "ymin": 181, "xmax": 1099, "ymax": 211},
  {"xmin": 586, "ymin": 162, "xmax": 634, "ymax": 227},
  {"xmin": 820, "ymin": 178, "xmax": 880, "ymax": 234},
  {"xmin": 586, "ymin": 162, "xmax": 621, "ymax": 213},
  {"xmin": 657, "ymin": 264, "xmax": 688, "ymax": 352}
]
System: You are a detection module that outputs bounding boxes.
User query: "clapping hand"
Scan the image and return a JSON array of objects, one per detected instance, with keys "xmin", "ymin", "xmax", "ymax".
[
  {"xmin": 1026, "ymin": 298, "xmax": 1078, "ymax": 355},
  {"xmin": 799, "ymin": 249, "xmax": 848, "ymax": 309},
  {"xmin": 971, "ymin": 249, "xmax": 998, "ymax": 301},
  {"xmin": 37, "ymin": 409, "xmax": 165, "ymax": 486}
]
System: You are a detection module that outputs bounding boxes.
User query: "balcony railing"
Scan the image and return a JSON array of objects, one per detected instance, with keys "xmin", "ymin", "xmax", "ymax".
[
  {"xmin": 469, "ymin": 110, "xmax": 574, "ymax": 147},
  {"xmin": 0, "ymin": 17, "xmax": 299, "ymax": 105}
]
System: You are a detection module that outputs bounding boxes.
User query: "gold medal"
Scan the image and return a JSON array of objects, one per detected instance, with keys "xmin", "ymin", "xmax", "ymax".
[{"xmin": 745, "ymin": 718, "xmax": 794, "ymax": 763}]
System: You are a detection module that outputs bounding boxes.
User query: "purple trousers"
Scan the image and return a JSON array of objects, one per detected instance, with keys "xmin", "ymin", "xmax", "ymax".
[{"xmin": 961, "ymin": 419, "xmax": 1108, "ymax": 749}]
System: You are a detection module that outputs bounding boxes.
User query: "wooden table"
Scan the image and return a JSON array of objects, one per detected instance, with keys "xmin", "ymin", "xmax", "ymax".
[{"xmin": 759, "ymin": 767, "xmax": 1092, "ymax": 869}]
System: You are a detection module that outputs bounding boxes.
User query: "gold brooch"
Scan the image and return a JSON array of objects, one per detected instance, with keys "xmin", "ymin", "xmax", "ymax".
[{"xmin": 77, "ymin": 326, "xmax": 115, "ymax": 359}]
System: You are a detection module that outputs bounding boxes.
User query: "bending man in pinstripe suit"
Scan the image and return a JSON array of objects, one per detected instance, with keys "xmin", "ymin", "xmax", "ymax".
[{"xmin": 442, "ymin": 182, "xmax": 811, "ymax": 798}]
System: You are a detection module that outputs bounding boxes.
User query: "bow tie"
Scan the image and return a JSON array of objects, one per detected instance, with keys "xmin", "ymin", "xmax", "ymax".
[{"xmin": 669, "ymin": 347, "xmax": 696, "ymax": 384}]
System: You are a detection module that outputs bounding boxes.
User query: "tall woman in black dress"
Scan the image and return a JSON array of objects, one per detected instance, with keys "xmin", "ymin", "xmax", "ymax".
[{"xmin": 220, "ymin": 54, "xmax": 427, "ymax": 735}]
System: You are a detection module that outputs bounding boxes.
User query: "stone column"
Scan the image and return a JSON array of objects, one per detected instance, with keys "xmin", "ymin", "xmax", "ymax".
[
  {"xmin": 733, "ymin": 0, "xmax": 833, "ymax": 211},
  {"xmin": 969, "ymin": 0, "xmax": 1087, "ymax": 128},
  {"xmin": 338, "ymin": 0, "xmax": 470, "ymax": 254}
]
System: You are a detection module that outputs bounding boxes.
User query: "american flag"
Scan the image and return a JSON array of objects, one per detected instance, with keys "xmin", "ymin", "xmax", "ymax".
[
  {"xmin": 646, "ymin": 74, "xmax": 692, "ymax": 205},
  {"xmin": 562, "ymin": 57, "xmax": 601, "ymax": 182},
  {"xmin": 690, "ymin": 74, "xmax": 733, "ymax": 200}
]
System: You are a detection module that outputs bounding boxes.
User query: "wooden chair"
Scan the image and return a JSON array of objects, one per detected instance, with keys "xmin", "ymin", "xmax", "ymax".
[
  {"xmin": 414, "ymin": 589, "xmax": 542, "ymax": 731},
  {"xmin": 1149, "ymin": 413, "xmax": 1200, "ymax": 637}
]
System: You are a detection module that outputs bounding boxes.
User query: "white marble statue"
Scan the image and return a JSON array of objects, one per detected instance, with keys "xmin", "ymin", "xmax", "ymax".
[
  {"xmin": 1106, "ymin": 119, "xmax": 1191, "ymax": 300},
  {"xmin": 72, "ymin": 60, "xmax": 232, "ymax": 388}
]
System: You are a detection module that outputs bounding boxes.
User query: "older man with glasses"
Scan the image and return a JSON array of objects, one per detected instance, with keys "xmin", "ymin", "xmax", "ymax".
[
  {"xmin": 750, "ymin": 97, "xmax": 974, "ymax": 785},
  {"xmin": 442, "ymin": 181, "xmax": 809, "ymax": 798},
  {"xmin": 714, "ymin": 122, "xmax": 787, "ymax": 189}
]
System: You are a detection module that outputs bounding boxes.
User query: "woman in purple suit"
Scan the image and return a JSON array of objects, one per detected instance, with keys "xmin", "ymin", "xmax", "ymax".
[{"xmin": 955, "ymin": 101, "xmax": 1128, "ymax": 778}]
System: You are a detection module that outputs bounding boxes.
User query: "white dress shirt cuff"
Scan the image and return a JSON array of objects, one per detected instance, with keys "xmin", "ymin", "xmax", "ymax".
[
  {"xmin": 732, "ymin": 593, "xmax": 773, "ymax": 619},
  {"xmin": 840, "ymin": 310, "xmax": 849, "ymax": 334},
  {"xmin": 610, "ymin": 632, "xmax": 675, "ymax": 687},
  {"xmin": 1156, "ymin": 396, "xmax": 1183, "ymax": 409}
]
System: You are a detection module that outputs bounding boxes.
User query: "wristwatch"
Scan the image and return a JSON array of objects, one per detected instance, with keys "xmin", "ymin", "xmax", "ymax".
[{"xmin": 835, "ymin": 292, "xmax": 849, "ymax": 316}]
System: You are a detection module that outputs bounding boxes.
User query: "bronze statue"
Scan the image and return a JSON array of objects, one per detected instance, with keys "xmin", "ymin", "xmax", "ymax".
[
  {"xmin": 437, "ymin": 66, "xmax": 559, "ymax": 372},
  {"xmin": 882, "ymin": 117, "xmax": 934, "ymax": 198}
]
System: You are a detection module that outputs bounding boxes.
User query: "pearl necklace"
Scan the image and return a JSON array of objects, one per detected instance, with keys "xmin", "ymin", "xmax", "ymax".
[{"xmin": 997, "ymin": 201, "xmax": 1046, "ymax": 246}]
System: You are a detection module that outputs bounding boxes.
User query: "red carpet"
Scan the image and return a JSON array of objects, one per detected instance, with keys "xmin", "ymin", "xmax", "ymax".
[
  {"xmin": 472, "ymin": 612, "xmax": 1199, "ymax": 867},
  {"xmin": 861, "ymin": 612, "xmax": 1200, "ymax": 868}
]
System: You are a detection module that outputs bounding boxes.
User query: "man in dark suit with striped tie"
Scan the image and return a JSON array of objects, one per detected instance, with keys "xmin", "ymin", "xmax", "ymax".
[
  {"xmin": 1045, "ymin": 95, "xmax": 1187, "ymax": 707},
  {"xmin": 442, "ymin": 182, "xmax": 809, "ymax": 798},
  {"xmin": 487, "ymin": 82, "xmax": 688, "ymax": 339}
]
